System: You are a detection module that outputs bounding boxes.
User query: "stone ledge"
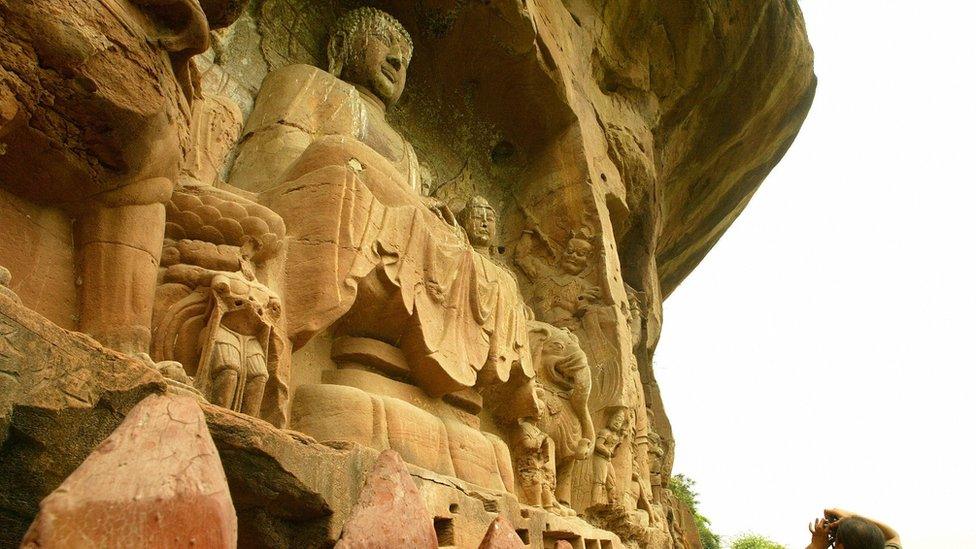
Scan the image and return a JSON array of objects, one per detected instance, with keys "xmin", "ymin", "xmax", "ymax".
[
  {"xmin": 0, "ymin": 294, "xmax": 167, "ymax": 546},
  {"xmin": 0, "ymin": 294, "xmax": 622, "ymax": 548}
]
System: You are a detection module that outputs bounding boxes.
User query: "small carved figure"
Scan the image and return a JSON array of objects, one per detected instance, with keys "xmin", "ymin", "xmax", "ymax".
[
  {"xmin": 625, "ymin": 283, "xmax": 645, "ymax": 354},
  {"xmin": 627, "ymin": 437, "xmax": 654, "ymax": 514},
  {"xmin": 669, "ymin": 510, "xmax": 688, "ymax": 549},
  {"xmin": 152, "ymin": 201, "xmax": 289, "ymax": 425},
  {"xmin": 591, "ymin": 407, "xmax": 630, "ymax": 505},
  {"xmin": 516, "ymin": 228, "xmax": 606, "ymax": 329},
  {"xmin": 514, "ymin": 414, "xmax": 559, "ymax": 513},
  {"xmin": 646, "ymin": 428, "xmax": 667, "ymax": 503},
  {"xmin": 194, "ymin": 272, "xmax": 281, "ymax": 416},
  {"xmin": 516, "ymin": 226, "xmax": 624, "ymax": 407}
]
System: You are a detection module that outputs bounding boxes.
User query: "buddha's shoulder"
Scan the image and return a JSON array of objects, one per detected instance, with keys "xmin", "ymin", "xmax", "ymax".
[
  {"xmin": 245, "ymin": 64, "xmax": 361, "ymax": 134},
  {"xmin": 260, "ymin": 64, "xmax": 352, "ymax": 95}
]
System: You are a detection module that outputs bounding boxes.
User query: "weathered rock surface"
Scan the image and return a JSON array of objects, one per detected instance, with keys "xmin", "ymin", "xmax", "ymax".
[
  {"xmin": 478, "ymin": 515, "xmax": 527, "ymax": 549},
  {"xmin": 204, "ymin": 398, "xmax": 622, "ymax": 548},
  {"xmin": 21, "ymin": 394, "xmax": 236, "ymax": 548},
  {"xmin": 336, "ymin": 450, "xmax": 438, "ymax": 549},
  {"xmin": 647, "ymin": 1, "xmax": 817, "ymax": 296},
  {"xmin": 0, "ymin": 294, "xmax": 165, "ymax": 546},
  {"xmin": 202, "ymin": 404, "xmax": 338, "ymax": 548},
  {"xmin": 0, "ymin": 1, "xmax": 816, "ymax": 547}
]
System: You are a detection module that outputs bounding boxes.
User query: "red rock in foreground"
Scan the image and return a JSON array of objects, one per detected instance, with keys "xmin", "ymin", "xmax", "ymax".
[
  {"xmin": 335, "ymin": 449, "xmax": 437, "ymax": 548},
  {"xmin": 478, "ymin": 515, "xmax": 527, "ymax": 548},
  {"xmin": 21, "ymin": 394, "xmax": 236, "ymax": 548}
]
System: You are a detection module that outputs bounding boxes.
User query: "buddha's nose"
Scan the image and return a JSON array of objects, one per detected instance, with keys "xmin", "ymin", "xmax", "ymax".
[{"xmin": 387, "ymin": 54, "xmax": 402, "ymax": 71}]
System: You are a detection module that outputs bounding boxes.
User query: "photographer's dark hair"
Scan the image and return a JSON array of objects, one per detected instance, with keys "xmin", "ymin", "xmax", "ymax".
[{"xmin": 836, "ymin": 517, "xmax": 886, "ymax": 549}]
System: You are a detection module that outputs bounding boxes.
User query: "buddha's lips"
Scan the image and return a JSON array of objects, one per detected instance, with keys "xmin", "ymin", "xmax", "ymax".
[{"xmin": 381, "ymin": 66, "xmax": 398, "ymax": 83}]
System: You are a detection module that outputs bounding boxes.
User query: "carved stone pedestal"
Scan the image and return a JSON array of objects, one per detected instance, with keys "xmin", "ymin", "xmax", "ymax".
[{"xmin": 291, "ymin": 336, "xmax": 515, "ymax": 493}]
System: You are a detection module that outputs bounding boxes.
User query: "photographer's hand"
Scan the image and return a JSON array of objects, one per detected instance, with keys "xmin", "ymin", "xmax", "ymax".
[{"xmin": 806, "ymin": 517, "xmax": 831, "ymax": 549}]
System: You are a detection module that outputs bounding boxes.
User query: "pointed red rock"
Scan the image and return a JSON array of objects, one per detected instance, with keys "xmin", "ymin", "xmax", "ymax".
[
  {"xmin": 336, "ymin": 449, "xmax": 437, "ymax": 548},
  {"xmin": 21, "ymin": 394, "xmax": 236, "ymax": 548},
  {"xmin": 478, "ymin": 515, "xmax": 527, "ymax": 548}
]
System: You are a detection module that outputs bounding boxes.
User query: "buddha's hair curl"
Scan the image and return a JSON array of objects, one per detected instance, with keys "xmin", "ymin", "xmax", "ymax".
[{"xmin": 327, "ymin": 7, "xmax": 414, "ymax": 75}]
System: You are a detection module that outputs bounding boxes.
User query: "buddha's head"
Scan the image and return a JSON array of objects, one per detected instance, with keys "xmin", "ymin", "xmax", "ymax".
[
  {"xmin": 327, "ymin": 7, "xmax": 413, "ymax": 109},
  {"xmin": 458, "ymin": 195, "xmax": 497, "ymax": 249}
]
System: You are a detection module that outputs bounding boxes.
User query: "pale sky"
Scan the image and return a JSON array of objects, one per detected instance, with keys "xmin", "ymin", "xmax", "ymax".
[{"xmin": 654, "ymin": 1, "xmax": 976, "ymax": 547}]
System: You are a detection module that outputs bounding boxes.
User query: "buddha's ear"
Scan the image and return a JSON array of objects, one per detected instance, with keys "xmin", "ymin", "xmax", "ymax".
[{"xmin": 326, "ymin": 30, "xmax": 348, "ymax": 76}]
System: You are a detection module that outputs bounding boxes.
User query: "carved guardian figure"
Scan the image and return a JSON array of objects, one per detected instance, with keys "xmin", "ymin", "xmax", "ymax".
[
  {"xmin": 526, "ymin": 320, "xmax": 596, "ymax": 513},
  {"xmin": 0, "ymin": 0, "xmax": 242, "ymax": 355}
]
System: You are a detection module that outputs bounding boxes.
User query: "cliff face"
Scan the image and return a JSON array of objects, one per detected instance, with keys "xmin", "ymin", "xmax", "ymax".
[
  {"xmin": 0, "ymin": 0, "xmax": 813, "ymax": 547},
  {"xmin": 648, "ymin": 1, "xmax": 816, "ymax": 297},
  {"xmin": 211, "ymin": 3, "xmax": 814, "ymax": 545}
]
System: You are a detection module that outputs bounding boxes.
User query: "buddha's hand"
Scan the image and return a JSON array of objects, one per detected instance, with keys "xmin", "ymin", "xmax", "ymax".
[{"xmin": 423, "ymin": 196, "xmax": 458, "ymax": 227}]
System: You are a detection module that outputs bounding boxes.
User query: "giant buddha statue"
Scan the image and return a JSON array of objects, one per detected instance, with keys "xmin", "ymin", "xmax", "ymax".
[{"xmin": 229, "ymin": 8, "xmax": 534, "ymax": 492}]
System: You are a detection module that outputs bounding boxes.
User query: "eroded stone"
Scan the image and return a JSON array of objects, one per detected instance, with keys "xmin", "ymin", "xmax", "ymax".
[
  {"xmin": 0, "ymin": 295, "xmax": 165, "ymax": 546},
  {"xmin": 21, "ymin": 394, "xmax": 236, "ymax": 548},
  {"xmin": 336, "ymin": 449, "xmax": 437, "ymax": 548},
  {"xmin": 478, "ymin": 515, "xmax": 527, "ymax": 549}
]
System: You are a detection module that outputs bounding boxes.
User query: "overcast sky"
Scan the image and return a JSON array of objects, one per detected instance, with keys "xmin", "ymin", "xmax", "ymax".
[{"xmin": 654, "ymin": 1, "xmax": 976, "ymax": 547}]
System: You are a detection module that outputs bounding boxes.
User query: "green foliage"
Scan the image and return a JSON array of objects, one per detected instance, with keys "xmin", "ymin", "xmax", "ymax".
[
  {"xmin": 730, "ymin": 533, "xmax": 788, "ymax": 549},
  {"xmin": 695, "ymin": 515, "xmax": 721, "ymax": 549},
  {"xmin": 668, "ymin": 473, "xmax": 699, "ymax": 509},
  {"xmin": 668, "ymin": 474, "xmax": 721, "ymax": 549}
]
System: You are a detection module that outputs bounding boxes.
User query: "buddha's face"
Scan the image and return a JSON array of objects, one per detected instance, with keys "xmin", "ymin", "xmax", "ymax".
[
  {"xmin": 462, "ymin": 206, "xmax": 496, "ymax": 247},
  {"xmin": 560, "ymin": 238, "xmax": 592, "ymax": 275},
  {"xmin": 342, "ymin": 28, "xmax": 411, "ymax": 107}
]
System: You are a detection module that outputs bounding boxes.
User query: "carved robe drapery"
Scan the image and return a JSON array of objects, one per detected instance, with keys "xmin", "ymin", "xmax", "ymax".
[
  {"xmin": 263, "ymin": 136, "xmax": 531, "ymax": 396},
  {"xmin": 233, "ymin": 64, "xmax": 532, "ymax": 396}
]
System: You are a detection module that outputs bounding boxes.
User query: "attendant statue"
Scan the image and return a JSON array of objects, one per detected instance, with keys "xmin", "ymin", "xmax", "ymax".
[
  {"xmin": 458, "ymin": 196, "xmax": 499, "ymax": 259},
  {"xmin": 514, "ymin": 414, "xmax": 559, "ymax": 513},
  {"xmin": 590, "ymin": 407, "xmax": 630, "ymax": 505},
  {"xmin": 231, "ymin": 8, "xmax": 532, "ymax": 491},
  {"xmin": 0, "ymin": 0, "xmax": 242, "ymax": 356}
]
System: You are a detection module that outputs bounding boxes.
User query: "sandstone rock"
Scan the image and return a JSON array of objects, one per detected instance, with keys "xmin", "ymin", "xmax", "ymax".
[
  {"xmin": 0, "ymin": 2, "xmax": 816, "ymax": 547},
  {"xmin": 21, "ymin": 394, "xmax": 236, "ymax": 548},
  {"xmin": 647, "ymin": 1, "xmax": 817, "ymax": 296},
  {"xmin": 0, "ymin": 294, "xmax": 165, "ymax": 546},
  {"xmin": 336, "ymin": 450, "xmax": 437, "ymax": 549},
  {"xmin": 204, "ymin": 401, "xmax": 623, "ymax": 547},
  {"xmin": 201, "ymin": 403, "xmax": 337, "ymax": 548},
  {"xmin": 0, "ymin": 266, "xmax": 18, "ymax": 304},
  {"xmin": 478, "ymin": 515, "xmax": 527, "ymax": 549}
]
